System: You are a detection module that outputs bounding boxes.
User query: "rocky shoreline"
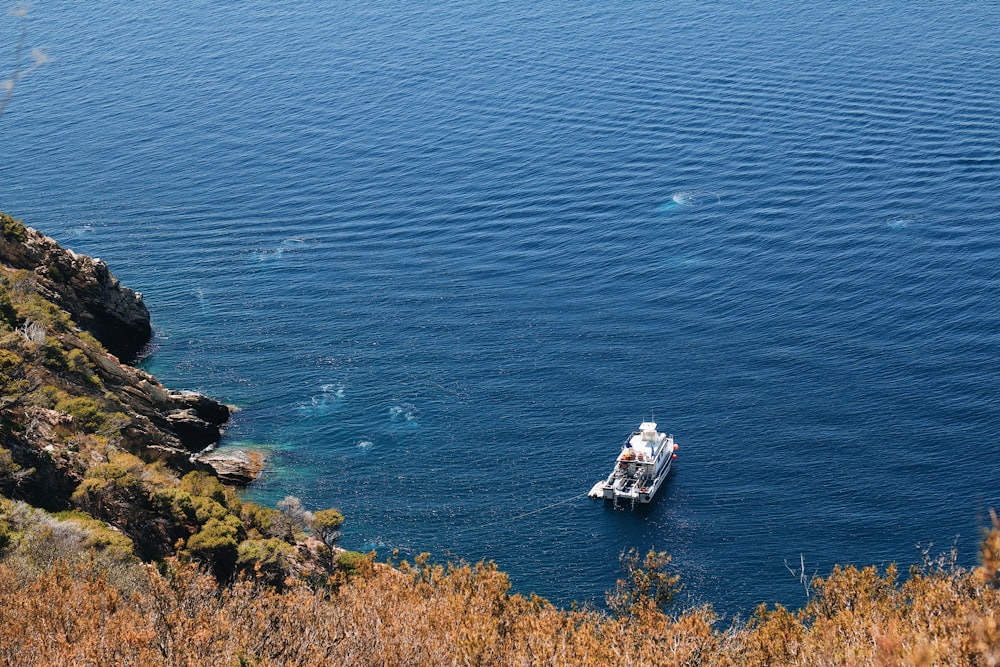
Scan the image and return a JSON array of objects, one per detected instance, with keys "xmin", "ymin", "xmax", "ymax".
[
  {"xmin": 1, "ymin": 213, "xmax": 356, "ymax": 582},
  {"xmin": 0, "ymin": 218, "xmax": 151, "ymax": 363},
  {"xmin": 0, "ymin": 215, "xmax": 261, "ymax": 497}
]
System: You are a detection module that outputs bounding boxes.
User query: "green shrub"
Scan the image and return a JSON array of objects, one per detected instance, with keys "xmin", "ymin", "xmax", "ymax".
[
  {"xmin": 35, "ymin": 384, "xmax": 66, "ymax": 408},
  {"xmin": 311, "ymin": 508, "xmax": 345, "ymax": 546},
  {"xmin": 66, "ymin": 348, "xmax": 97, "ymax": 381},
  {"xmin": 16, "ymin": 295, "xmax": 72, "ymax": 333},
  {"xmin": 191, "ymin": 495, "xmax": 230, "ymax": 524},
  {"xmin": 0, "ymin": 498, "xmax": 12, "ymax": 553},
  {"xmin": 50, "ymin": 395, "xmax": 127, "ymax": 436},
  {"xmin": 55, "ymin": 396, "xmax": 108, "ymax": 433},
  {"xmin": 42, "ymin": 338, "xmax": 69, "ymax": 371},
  {"xmin": 179, "ymin": 471, "xmax": 237, "ymax": 510},
  {"xmin": 77, "ymin": 330, "xmax": 104, "ymax": 351},
  {"xmin": 0, "ymin": 289, "xmax": 19, "ymax": 330},
  {"xmin": 237, "ymin": 537, "xmax": 293, "ymax": 586},
  {"xmin": 0, "ymin": 350, "xmax": 28, "ymax": 400},
  {"xmin": 54, "ymin": 510, "xmax": 137, "ymax": 563},
  {"xmin": 1, "ymin": 213, "xmax": 28, "ymax": 242},
  {"xmin": 45, "ymin": 264, "xmax": 64, "ymax": 283},
  {"xmin": 606, "ymin": 548, "xmax": 682, "ymax": 617},
  {"xmin": 240, "ymin": 502, "xmax": 280, "ymax": 539},
  {"xmin": 74, "ymin": 465, "xmax": 141, "ymax": 501},
  {"xmin": 0, "ymin": 349, "xmax": 22, "ymax": 374},
  {"xmin": 0, "ymin": 447, "xmax": 20, "ymax": 479},
  {"xmin": 71, "ymin": 462, "xmax": 145, "ymax": 527},
  {"xmin": 334, "ymin": 549, "xmax": 373, "ymax": 578},
  {"xmin": 150, "ymin": 488, "xmax": 197, "ymax": 526},
  {"xmin": 186, "ymin": 516, "xmax": 243, "ymax": 579}
]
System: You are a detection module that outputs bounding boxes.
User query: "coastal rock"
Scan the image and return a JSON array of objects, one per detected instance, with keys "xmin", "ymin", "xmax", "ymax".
[
  {"xmin": 0, "ymin": 218, "xmax": 151, "ymax": 362},
  {"xmin": 2, "ymin": 214, "xmax": 233, "ymax": 509},
  {"xmin": 66, "ymin": 332, "xmax": 232, "ymax": 456},
  {"xmin": 2, "ymin": 338, "xmax": 232, "ymax": 510},
  {"xmin": 166, "ymin": 408, "xmax": 223, "ymax": 450},
  {"xmin": 168, "ymin": 390, "xmax": 232, "ymax": 428},
  {"xmin": 196, "ymin": 449, "xmax": 265, "ymax": 487}
]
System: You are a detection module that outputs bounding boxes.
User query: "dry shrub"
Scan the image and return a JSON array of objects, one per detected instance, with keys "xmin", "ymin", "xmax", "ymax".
[{"xmin": 1, "ymin": 523, "xmax": 1000, "ymax": 666}]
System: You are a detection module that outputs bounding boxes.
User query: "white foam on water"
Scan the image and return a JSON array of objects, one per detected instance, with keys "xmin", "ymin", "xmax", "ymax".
[
  {"xmin": 671, "ymin": 190, "xmax": 721, "ymax": 207},
  {"xmin": 658, "ymin": 191, "xmax": 721, "ymax": 212},
  {"xmin": 388, "ymin": 404, "xmax": 420, "ymax": 429},
  {"xmin": 319, "ymin": 383, "xmax": 346, "ymax": 399},
  {"xmin": 295, "ymin": 383, "xmax": 346, "ymax": 416},
  {"xmin": 887, "ymin": 215, "xmax": 920, "ymax": 230},
  {"xmin": 69, "ymin": 222, "xmax": 97, "ymax": 238},
  {"xmin": 254, "ymin": 238, "xmax": 316, "ymax": 262}
]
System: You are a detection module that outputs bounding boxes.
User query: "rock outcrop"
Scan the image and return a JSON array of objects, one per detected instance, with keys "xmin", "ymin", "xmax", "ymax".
[
  {"xmin": 0, "ymin": 215, "xmax": 151, "ymax": 362},
  {"xmin": 196, "ymin": 449, "xmax": 265, "ymax": 486},
  {"xmin": 0, "ymin": 214, "xmax": 349, "ymax": 582},
  {"xmin": 65, "ymin": 330, "xmax": 233, "ymax": 470}
]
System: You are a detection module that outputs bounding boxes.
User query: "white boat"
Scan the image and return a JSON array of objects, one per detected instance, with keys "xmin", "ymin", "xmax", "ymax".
[{"xmin": 588, "ymin": 421, "xmax": 678, "ymax": 506}]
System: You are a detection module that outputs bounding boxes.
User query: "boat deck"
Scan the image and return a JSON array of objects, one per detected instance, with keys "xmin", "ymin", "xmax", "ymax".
[{"xmin": 589, "ymin": 421, "xmax": 679, "ymax": 506}]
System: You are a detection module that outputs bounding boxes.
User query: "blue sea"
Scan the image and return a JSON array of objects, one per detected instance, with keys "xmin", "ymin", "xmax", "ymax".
[{"xmin": 2, "ymin": 0, "xmax": 999, "ymax": 615}]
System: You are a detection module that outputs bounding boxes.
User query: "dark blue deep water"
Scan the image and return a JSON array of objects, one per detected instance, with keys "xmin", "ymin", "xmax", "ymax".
[{"xmin": 3, "ymin": 1, "xmax": 999, "ymax": 614}]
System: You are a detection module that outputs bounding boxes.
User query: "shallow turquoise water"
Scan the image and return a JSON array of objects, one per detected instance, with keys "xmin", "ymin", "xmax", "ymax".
[{"xmin": 2, "ymin": 0, "xmax": 999, "ymax": 613}]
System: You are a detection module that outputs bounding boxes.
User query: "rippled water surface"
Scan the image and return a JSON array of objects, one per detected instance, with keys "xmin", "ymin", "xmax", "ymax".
[{"xmin": 2, "ymin": 0, "xmax": 999, "ymax": 613}]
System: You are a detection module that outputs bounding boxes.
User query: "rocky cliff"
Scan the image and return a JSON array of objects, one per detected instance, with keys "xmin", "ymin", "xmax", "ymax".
[
  {"xmin": 0, "ymin": 212, "xmax": 346, "ymax": 582},
  {"xmin": 0, "ymin": 213, "xmax": 242, "ymax": 509},
  {"xmin": 0, "ymin": 213, "xmax": 151, "ymax": 363}
]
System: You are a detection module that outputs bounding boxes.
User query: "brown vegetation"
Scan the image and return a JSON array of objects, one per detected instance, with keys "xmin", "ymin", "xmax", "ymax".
[{"xmin": 0, "ymin": 511, "xmax": 997, "ymax": 666}]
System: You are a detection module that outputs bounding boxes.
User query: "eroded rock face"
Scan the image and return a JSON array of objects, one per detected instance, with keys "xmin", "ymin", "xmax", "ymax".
[{"xmin": 0, "ymin": 223, "xmax": 152, "ymax": 362}]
